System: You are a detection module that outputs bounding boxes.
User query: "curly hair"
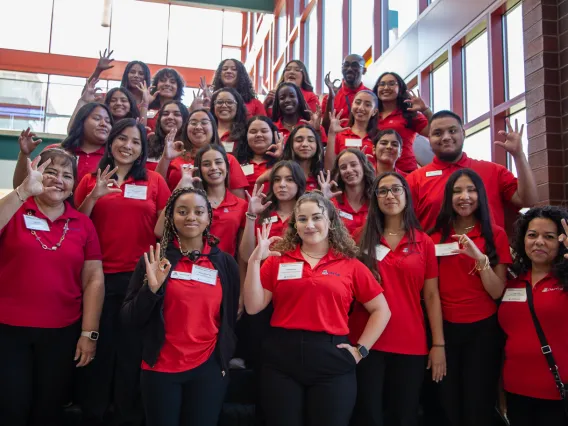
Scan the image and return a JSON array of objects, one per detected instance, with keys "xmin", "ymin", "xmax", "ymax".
[
  {"xmin": 347, "ymin": 90, "xmax": 380, "ymax": 141},
  {"xmin": 510, "ymin": 206, "xmax": 568, "ymax": 291},
  {"xmin": 149, "ymin": 68, "xmax": 185, "ymax": 110},
  {"xmin": 210, "ymin": 87, "xmax": 248, "ymax": 143},
  {"xmin": 271, "ymin": 82, "xmax": 312, "ymax": 123},
  {"xmin": 104, "ymin": 87, "xmax": 140, "ymax": 120},
  {"xmin": 236, "ymin": 115, "xmax": 279, "ymax": 166},
  {"xmin": 373, "ymin": 72, "xmax": 417, "ymax": 130},
  {"xmin": 159, "ymin": 187, "xmax": 220, "ymax": 259},
  {"xmin": 331, "ymin": 148, "xmax": 375, "ymax": 206},
  {"xmin": 273, "ymin": 191, "xmax": 359, "ymax": 258},
  {"xmin": 147, "ymin": 100, "xmax": 189, "ymax": 159},
  {"xmin": 211, "ymin": 59, "xmax": 257, "ymax": 103},
  {"xmin": 61, "ymin": 103, "xmax": 113, "ymax": 151}
]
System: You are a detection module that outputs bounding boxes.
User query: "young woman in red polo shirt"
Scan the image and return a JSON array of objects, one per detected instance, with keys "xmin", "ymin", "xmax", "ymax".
[
  {"xmin": 373, "ymin": 72, "xmax": 431, "ymax": 173},
  {"xmin": 74, "ymin": 119, "xmax": 171, "ymax": 425},
  {"xmin": 281, "ymin": 124, "xmax": 324, "ymax": 192},
  {"xmin": 104, "ymin": 87, "xmax": 142, "ymax": 122},
  {"xmin": 349, "ymin": 171, "xmax": 445, "ymax": 426},
  {"xmin": 146, "ymin": 67, "xmax": 185, "ymax": 132},
  {"xmin": 156, "ymin": 108, "xmax": 248, "ymax": 198},
  {"xmin": 499, "ymin": 206, "xmax": 568, "ymax": 425},
  {"xmin": 244, "ymin": 191, "xmax": 391, "ymax": 426},
  {"xmin": 120, "ymin": 61, "xmax": 152, "ymax": 106},
  {"xmin": 0, "ymin": 148, "xmax": 104, "ymax": 426},
  {"xmin": 210, "ymin": 88, "xmax": 248, "ymax": 155},
  {"xmin": 429, "ymin": 168, "xmax": 512, "ymax": 426},
  {"xmin": 212, "ymin": 58, "xmax": 266, "ymax": 118},
  {"xmin": 122, "ymin": 187, "xmax": 240, "ymax": 426},
  {"xmin": 372, "ymin": 129, "xmax": 405, "ymax": 176},
  {"xmin": 264, "ymin": 60, "xmax": 319, "ymax": 114}
]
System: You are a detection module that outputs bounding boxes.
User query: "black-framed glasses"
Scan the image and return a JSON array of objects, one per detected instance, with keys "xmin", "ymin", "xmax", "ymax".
[
  {"xmin": 378, "ymin": 81, "xmax": 399, "ymax": 88},
  {"xmin": 375, "ymin": 185, "xmax": 404, "ymax": 198},
  {"xmin": 214, "ymin": 99, "xmax": 236, "ymax": 107}
]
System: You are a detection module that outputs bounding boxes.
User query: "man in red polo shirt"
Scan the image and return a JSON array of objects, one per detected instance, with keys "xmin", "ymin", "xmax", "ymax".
[
  {"xmin": 406, "ymin": 110, "xmax": 537, "ymax": 231},
  {"xmin": 321, "ymin": 54, "xmax": 369, "ymax": 131}
]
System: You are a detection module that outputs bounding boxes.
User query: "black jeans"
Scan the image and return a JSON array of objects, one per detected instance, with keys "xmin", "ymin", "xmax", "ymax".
[
  {"xmin": 261, "ymin": 327, "xmax": 357, "ymax": 426},
  {"xmin": 350, "ymin": 350, "xmax": 426, "ymax": 426},
  {"xmin": 506, "ymin": 392, "xmax": 567, "ymax": 426},
  {"xmin": 438, "ymin": 314, "xmax": 503, "ymax": 426},
  {"xmin": 140, "ymin": 355, "xmax": 229, "ymax": 426},
  {"xmin": 0, "ymin": 321, "xmax": 80, "ymax": 426}
]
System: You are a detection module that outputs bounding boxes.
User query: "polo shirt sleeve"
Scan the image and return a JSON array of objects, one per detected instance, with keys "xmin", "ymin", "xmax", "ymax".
[
  {"xmin": 412, "ymin": 111, "xmax": 429, "ymax": 134},
  {"xmin": 493, "ymin": 226, "xmax": 513, "ymax": 264},
  {"xmin": 319, "ymin": 125, "xmax": 328, "ymax": 144},
  {"xmin": 424, "ymin": 235, "xmax": 438, "ymax": 279},
  {"xmin": 228, "ymin": 156, "xmax": 249, "ymax": 190},
  {"xmin": 497, "ymin": 164, "xmax": 518, "ymax": 203},
  {"xmin": 405, "ymin": 170, "xmax": 420, "ymax": 208},
  {"xmin": 238, "ymin": 200, "xmax": 247, "ymax": 229},
  {"xmin": 260, "ymin": 256, "xmax": 279, "ymax": 292},
  {"xmin": 74, "ymin": 174, "xmax": 95, "ymax": 207},
  {"xmin": 153, "ymin": 173, "xmax": 172, "ymax": 211},
  {"xmin": 306, "ymin": 92, "xmax": 319, "ymax": 113},
  {"xmin": 321, "ymin": 94, "xmax": 329, "ymax": 113},
  {"xmin": 351, "ymin": 259, "xmax": 384, "ymax": 304},
  {"xmin": 82, "ymin": 216, "xmax": 103, "ymax": 261}
]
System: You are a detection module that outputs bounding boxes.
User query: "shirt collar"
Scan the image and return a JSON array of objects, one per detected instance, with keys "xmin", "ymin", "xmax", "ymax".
[
  {"xmin": 337, "ymin": 197, "xmax": 369, "ymax": 214},
  {"xmin": 218, "ymin": 190, "xmax": 239, "ymax": 209},
  {"xmin": 379, "ymin": 229, "xmax": 425, "ymax": 248},
  {"xmin": 76, "ymin": 145, "xmax": 106, "ymax": 156},
  {"xmin": 286, "ymin": 244, "xmax": 345, "ymax": 263},
  {"xmin": 340, "ymin": 81, "xmax": 366, "ymax": 96},
  {"xmin": 23, "ymin": 198, "xmax": 80, "ymax": 222},
  {"xmin": 431, "ymin": 151, "xmax": 470, "ymax": 170}
]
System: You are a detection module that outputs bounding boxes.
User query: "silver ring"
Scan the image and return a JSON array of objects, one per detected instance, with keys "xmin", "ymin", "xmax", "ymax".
[{"xmin": 90, "ymin": 357, "xmax": 95, "ymax": 360}]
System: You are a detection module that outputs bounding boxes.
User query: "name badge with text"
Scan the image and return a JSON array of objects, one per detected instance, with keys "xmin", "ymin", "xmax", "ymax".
[
  {"xmin": 222, "ymin": 141, "xmax": 235, "ymax": 153},
  {"xmin": 345, "ymin": 139, "xmax": 362, "ymax": 147},
  {"xmin": 171, "ymin": 271, "xmax": 192, "ymax": 280},
  {"xmin": 124, "ymin": 185, "xmax": 148, "ymax": 200},
  {"xmin": 192, "ymin": 265, "xmax": 218, "ymax": 285},
  {"xmin": 426, "ymin": 170, "xmax": 443, "ymax": 177},
  {"xmin": 502, "ymin": 288, "xmax": 527, "ymax": 302},
  {"xmin": 277, "ymin": 262, "xmax": 303, "ymax": 280},
  {"xmin": 263, "ymin": 216, "xmax": 279, "ymax": 225},
  {"xmin": 339, "ymin": 211, "xmax": 354, "ymax": 221},
  {"xmin": 24, "ymin": 215, "xmax": 50, "ymax": 231},
  {"xmin": 241, "ymin": 164, "xmax": 254, "ymax": 176},
  {"xmin": 435, "ymin": 242, "xmax": 459, "ymax": 257},
  {"xmin": 375, "ymin": 244, "xmax": 391, "ymax": 261}
]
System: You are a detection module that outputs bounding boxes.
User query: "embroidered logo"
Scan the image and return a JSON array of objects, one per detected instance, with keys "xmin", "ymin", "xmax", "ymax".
[
  {"xmin": 542, "ymin": 287, "xmax": 562, "ymax": 292},
  {"xmin": 223, "ymin": 208, "xmax": 229, "ymax": 213},
  {"xmin": 322, "ymin": 270, "xmax": 340, "ymax": 277}
]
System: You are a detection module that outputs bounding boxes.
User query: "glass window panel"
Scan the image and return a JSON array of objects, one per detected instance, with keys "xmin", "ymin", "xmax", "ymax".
[
  {"xmin": 168, "ymin": 6, "xmax": 222, "ymax": 69},
  {"xmin": 294, "ymin": 0, "xmax": 302, "ymax": 28},
  {"xmin": 45, "ymin": 116, "xmax": 71, "ymax": 135},
  {"xmin": 432, "ymin": 61, "xmax": 450, "ymax": 113},
  {"xmin": 47, "ymin": 75, "xmax": 86, "ymax": 116},
  {"xmin": 50, "ymin": 0, "xmax": 110, "ymax": 58},
  {"xmin": 223, "ymin": 11, "xmax": 243, "ymax": 46},
  {"xmin": 0, "ymin": 0, "xmax": 53, "ymax": 53},
  {"xmin": 277, "ymin": 3, "xmax": 287, "ymax": 58},
  {"xmin": 464, "ymin": 32, "xmax": 490, "ymax": 122},
  {"xmin": 464, "ymin": 127, "xmax": 492, "ymax": 162},
  {"xmin": 323, "ymin": 0, "xmax": 343, "ymax": 86},
  {"xmin": 222, "ymin": 47, "xmax": 242, "ymax": 61},
  {"xmin": 350, "ymin": 0, "xmax": 373, "ymax": 55},
  {"xmin": 505, "ymin": 4, "xmax": 525, "ymax": 100},
  {"xmin": 110, "ymin": 0, "xmax": 169, "ymax": 64},
  {"xmin": 275, "ymin": 64, "xmax": 284, "ymax": 83},
  {"xmin": 306, "ymin": 10, "xmax": 319, "ymax": 88},
  {"xmin": 108, "ymin": 80, "xmax": 121, "ymax": 90},
  {"xmin": 0, "ymin": 71, "xmax": 48, "ymax": 132},
  {"xmin": 293, "ymin": 38, "xmax": 300, "ymax": 61},
  {"xmin": 508, "ymin": 108, "xmax": 528, "ymax": 177},
  {"xmin": 388, "ymin": 0, "xmax": 418, "ymax": 48},
  {"xmin": 182, "ymin": 87, "xmax": 200, "ymax": 108}
]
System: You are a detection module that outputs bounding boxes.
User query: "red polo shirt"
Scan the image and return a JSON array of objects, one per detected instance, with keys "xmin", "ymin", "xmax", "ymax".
[
  {"xmin": 261, "ymin": 245, "xmax": 383, "ymax": 335},
  {"xmin": 430, "ymin": 223, "xmax": 512, "ymax": 323},
  {"xmin": 321, "ymin": 82, "xmax": 370, "ymax": 121},
  {"xmin": 370, "ymin": 160, "xmax": 408, "ymax": 178},
  {"xmin": 349, "ymin": 231, "xmax": 437, "ymax": 355},
  {"xmin": 167, "ymin": 154, "xmax": 249, "ymax": 193},
  {"xmin": 306, "ymin": 175, "xmax": 319, "ymax": 192},
  {"xmin": 242, "ymin": 160, "xmax": 272, "ymax": 196},
  {"xmin": 211, "ymin": 191, "xmax": 247, "ymax": 257},
  {"xmin": 499, "ymin": 272, "xmax": 568, "ymax": 400},
  {"xmin": 273, "ymin": 120, "xmax": 328, "ymax": 145},
  {"xmin": 142, "ymin": 243, "xmax": 222, "ymax": 373},
  {"xmin": 245, "ymin": 99, "xmax": 267, "ymax": 119},
  {"xmin": 377, "ymin": 109, "xmax": 428, "ymax": 173},
  {"xmin": 145, "ymin": 158, "xmax": 159, "ymax": 172},
  {"xmin": 406, "ymin": 153, "xmax": 518, "ymax": 232},
  {"xmin": 146, "ymin": 109, "xmax": 158, "ymax": 132},
  {"xmin": 219, "ymin": 131, "xmax": 241, "ymax": 157},
  {"xmin": 333, "ymin": 128, "xmax": 373, "ymax": 155},
  {"xmin": 256, "ymin": 212, "xmax": 290, "ymax": 239},
  {"xmin": 44, "ymin": 143, "xmax": 105, "ymax": 185},
  {"xmin": 331, "ymin": 197, "xmax": 369, "ymax": 236},
  {"xmin": 75, "ymin": 170, "xmax": 171, "ymax": 274},
  {"xmin": 0, "ymin": 198, "xmax": 101, "ymax": 328}
]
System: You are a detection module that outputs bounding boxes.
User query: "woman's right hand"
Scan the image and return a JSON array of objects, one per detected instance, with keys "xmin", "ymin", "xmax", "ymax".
[
  {"xmin": 317, "ymin": 170, "xmax": 342, "ymax": 199},
  {"xmin": 263, "ymin": 90, "xmax": 276, "ymax": 108},
  {"xmin": 18, "ymin": 156, "xmax": 55, "ymax": 199},
  {"xmin": 164, "ymin": 128, "xmax": 185, "ymax": 160},
  {"xmin": 328, "ymin": 109, "xmax": 349, "ymax": 134},
  {"xmin": 144, "ymin": 243, "xmax": 172, "ymax": 293},
  {"xmin": 18, "ymin": 128, "xmax": 42, "ymax": 156},
  {"xmin": 81, "ymin": 78, "xmax": 104, "ymax": 103},
  {"xmin": 324, "ymin": 72, "xmax": 341, "ymax": 96},
  {"xmin": 250, "ymin": 223, "xmax": 282, "ymax": 262},
  {"xmin": 89, "ymin": 166, "xmax": 122, "ymax": 200},
  {"xmin": 246, "ymin": 184, "xmax": 272, "ymax": 215},
  {"xmin": 176, "ymin": 164, "xmax": 201, "ymax": 189}
]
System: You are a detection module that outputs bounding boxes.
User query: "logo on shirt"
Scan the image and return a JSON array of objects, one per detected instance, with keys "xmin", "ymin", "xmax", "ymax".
[
  {"xmin": 402, "ymin": 247, "xmax": 409, "ymax": 253},
  {"xmin": 322, "ymin": 270, "xmax": 340, "ymax": 277},
  {"xmin": 223, "ymin": 208, "xmax": 229, "ymax": 213},
  {"xmin": 542, "ymin": 287, "xmax": 562, "ymax": 292}
]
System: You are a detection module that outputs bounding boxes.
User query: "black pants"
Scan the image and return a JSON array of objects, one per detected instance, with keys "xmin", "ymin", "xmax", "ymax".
[
  {"xmin": 140, "ymin": 354, "xmax": 228, "ymax": 426},
  {"xmin": 0, "ymin": 321, "xmax": 80, "ymax": 426},
  {"xmin": 438, "ymin": 314, "xmax": 503, "ymax": 426},
  {"xmin": 506, "ymin": 392, "xmax": 567, "ymax": 426},
  {"xmin": 350, "ymin": 351, "xmax": 426, "ymax": 426},
  {"xmin": 261, "ymin": 327, "xmax": 357, "ymax": 426}
]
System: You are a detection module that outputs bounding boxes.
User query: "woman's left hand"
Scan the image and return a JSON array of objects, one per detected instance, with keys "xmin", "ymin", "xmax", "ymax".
[
  {"xmin": 559, "ymin": 219, "xmax": 568, "ymax": 258},
  {"xmin": 427, "ymin": 346, "xmax": 446, "ymax": 382},
  {"xmin": 336, "ymin": 343, "xmax": 362, "ymax": 364},
  {"xmin": 75, "ymin": 335, "xmax": 97, "ymax": 367},
  {"xmin": 405, "ymin": 89, "xmax": 429, "ymax": 113},
  {"xmin": 137, "ymin": 81, "xmax": 152, "ymax": 107},
  {"xmin": 265, "ymin": 131, "xmax": 284, "ymax": 158},
  {"xmin": 317, "ymin": 170, "xmax": 342, "ymax": 199},
  {"xmin": 451, "ymin": 234, "xmax": 484, "ymax": 261},
  {"xmin": 301, "ymin": 103, "xmax": 322, "ymax": 130}
]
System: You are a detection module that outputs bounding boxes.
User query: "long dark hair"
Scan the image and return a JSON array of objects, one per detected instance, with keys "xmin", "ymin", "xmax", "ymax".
[
  {"xmin": 348, "ymin": 89, "xmax": 380, "ymax": 140},
  {"xmin": 332, "ymin": 148, "xmax": 375, "ymax": 206},
  {"xmin": 511, "ymin": 206, "xmax": 568, "ymax": 290},
  {"xmin": 212, "ymin": 58, "xmax": 257, "ymax": 103},
  {"xmin": 149, "ymin": 68, "xmax": 185, "ymax": 110},
  {"xmin": 104, "ymin": 88, "xmax": 140, "ymax": 120},
  {"xmin": 210, "ymin": 88, "xmax": 248, "ymax": 142},
  {"xmin": 271, "ymin": 82, "xmax": 311, "ymax": 123},
  {"xmin": 259, "ymin": 160, "xmax": 306, "ymax": 224},
  {"xmin": 181, "ymin": 108, "xmax": 220, "ymax": 152},
  {"xmin": 61, "ymin": 103, "xmax": 113, "ymax": 151},
  {"xmin": 148, "ymin": 100, "xmax": 189, "ymax": 159},
  {"xmin": 373, "ymin": 72, "xmax": 417, "ymax": 129},
  {"xmin": 236, "ymin": 115, "xmax": 279, "ymax": 167},
  {"xmin": 120, "ymin": 60, "xmax": 151, "ymax": 91},
  {"xmin": 282, "ymin": 124, "xmax": 324, "ymax": 181},
  {"xmin": 429, "ymin": 168, "xmax": 498, "ymax": 266},
  {"xmin": 97, "ymin": 118, "xmax": 148, "ymax": 181},
  {"xmin": 277, "ymin": 60, "xmax": 315, "ymax": 92},
  {"xmin": 359, "ymin": 172, "xmax": 422, "ymax": 281},
  {"xmin": 194, "ymin": 144, "xmax": 230, "ymax": 192}
]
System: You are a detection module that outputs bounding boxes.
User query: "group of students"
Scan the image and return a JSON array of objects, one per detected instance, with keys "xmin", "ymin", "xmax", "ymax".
[{"xmin": 0, "ymin": 49, "xmax": 566, "ymax": 426}]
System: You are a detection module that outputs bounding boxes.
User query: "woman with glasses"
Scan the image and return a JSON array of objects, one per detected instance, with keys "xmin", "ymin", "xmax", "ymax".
[
  {"xmin": 373, "ymin": 72, "xmax": 431, "ymax": 173},
  {"xmin": 349, "ymin": 172, "xmax": 445, "ymax": 426},
  {"xmin": 210, "ymin": 88, "xmax": 248, "ymax": 157}
]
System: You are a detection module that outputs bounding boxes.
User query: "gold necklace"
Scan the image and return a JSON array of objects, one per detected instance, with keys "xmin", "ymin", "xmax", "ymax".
[
  {"xmin": 385, "ymin": 228, "xmax": 404, "ymax": 236},
  {"xmin": 301, "ymin": 248, "xmax": 326, "ymax": 259},
  {"xmin": 30, "ymin": 219, "xmax": 70, "ymax": 251}
]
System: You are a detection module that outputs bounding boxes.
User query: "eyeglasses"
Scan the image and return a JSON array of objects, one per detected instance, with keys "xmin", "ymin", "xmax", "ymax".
[
  {"xmin": 378, "ymin": 81, "xmax": 399, "ymax": 88},
  {"xmin": 375, "ymin": 185, "xmax": 404, "ymax": 198},
  {"xmin": 342, "ymin": 61, "xmax": 363, "ymax": 70},
  {"xmin": 214, "ymin": 99, "xmax": 236, "ymax": 107},
  {"xmin": 188, "ymin": 120, "xmax": 211, "ymax": 127}
]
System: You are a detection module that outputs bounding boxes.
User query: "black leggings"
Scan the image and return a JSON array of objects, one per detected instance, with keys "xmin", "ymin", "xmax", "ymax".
[
  {"xmin": 0, "ymin": 321, "xmax": 80, "ymax": 426},
  {"xmin": 140, "ymin": 355, "xmax": 228, "ymax": 426},
  {"xmin": 506, "ymin": 392, "xmax": 567, "ymax": 426}
]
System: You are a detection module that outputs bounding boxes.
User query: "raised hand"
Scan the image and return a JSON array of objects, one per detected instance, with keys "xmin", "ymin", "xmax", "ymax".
[
  {"xmin": 199, "ymin": 76, "xmax": 213, "ymax": 100},
  {"xmin": 264, "ymin": 90, "xmax": 276, "ymax": 108},
  {"xmin": 96, "ymin": 48, "xmax": 114, "ymax": 72},
  {"xmin": 300, "ymin": 103, "xmax": 323, "ymax": 130},
  {"xmin": 81, "ymin": 78, "xmax": 104, "ymax": 103},
  {"xmin": 451, "ymin": 234, "xmax": 484, "ymax": 262},
  {"xmin": 250, "ymin": 223, "xmax": 282, "ymax": 262},
  {"xmin": 144, "ymin": 243, "xmax": 171, "ymax": 293},
  {"xmin": 325, "ymin": 72, "xmax": 341, "ymax": 96},
  {"xmin": 137, "ymin": 81, "xmax": 152, "ymax": 106},
  {"xmin": 89, "ymin": 166, "xmax": 122, "ymax": 200},
  {"xmin": 176, "ymin": 164, "xmax": 201, "ymax": 189},
  {"xmin": 163, "ymin": 128, "xmax": 185, "ymax": 160},
  {"xmin": 18, "ymin": 127, "xmax": 42, "ymax": 156},
  {"xmin": 147, "ymin": 85, "xmax": 161, "ymax": 105},
  {"xmin": 245, "ymin": 184, "xmax": 272, "ymax": 215},
  {"xmin": 328, "ymin": 109, "xmax": 349, "ymax": 134},
  {"xmin": 494, "ymin": 118, "xmax": 525, "ymax": 158},
  {"xmin": 405, "ymin": 89, "xmax": 429, "ymax": 113},
  {"xmin": 18, "ymin": 156, "xmax": 55, "ymax": 199},
  {"xmin": 317, "ymin": 170, "xmax": 342, "ymax": 200},
  {"xmin": 265, "ymin": 131, "xmax": 284, "ymax": 158}
]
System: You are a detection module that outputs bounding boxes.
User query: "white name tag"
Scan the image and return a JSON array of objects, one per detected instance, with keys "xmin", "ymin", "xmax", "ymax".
[
  {"xmin": 124, "ymin": 184, "xmax": 148, "ymax": 200},
  {"xmin": 375, "ymin": 244, "xmax": 391, "ymax": 261},
  {"xmin": 222, "ymin": 141, "xmax": 235, "ymax": 153},
  {"xmin": 146, "ymin": 157, "xmax": 159, "ymax": 163},
  {"xmin": 502, "ymin": 288, "xmax": 527, "ymax": 302},
  {"xmin": 192, "ymin": 265, "xmax": 218, "ymax": 285},
  {"xmin": 345, "ymin": 138, "xmax": 362, "ymax": 147},
  {"xmin": 263, "ymin": 216, "xmax": 278, "ymax": 225},
  {"xmin": 339, "ymin": 210, "xmax": 354, "ymax": 221},
  {"xmin": 426, "ymin": 170, "xmax": 443, "ymax": 177},
  {"xmin": 435, "ymin": 242, "xmax": 459, "ymax": 257},
  {"xmin": 171, "ymin": 271, "xmax": 192, "ymax": 280},
  {"xmin": 23, "ymin": 215, "xmax": 50, "ymax": 231},
  {"xmin": 147, "ymin": 110, "xmax": 157, "ymax": 118},
  {"xmin": 277, "ymin": 262, "xmax": 303, "ymax": 280},
  {"xmin": 241, "ymin": 164, "xmax": 254, "ymax": 176}
]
